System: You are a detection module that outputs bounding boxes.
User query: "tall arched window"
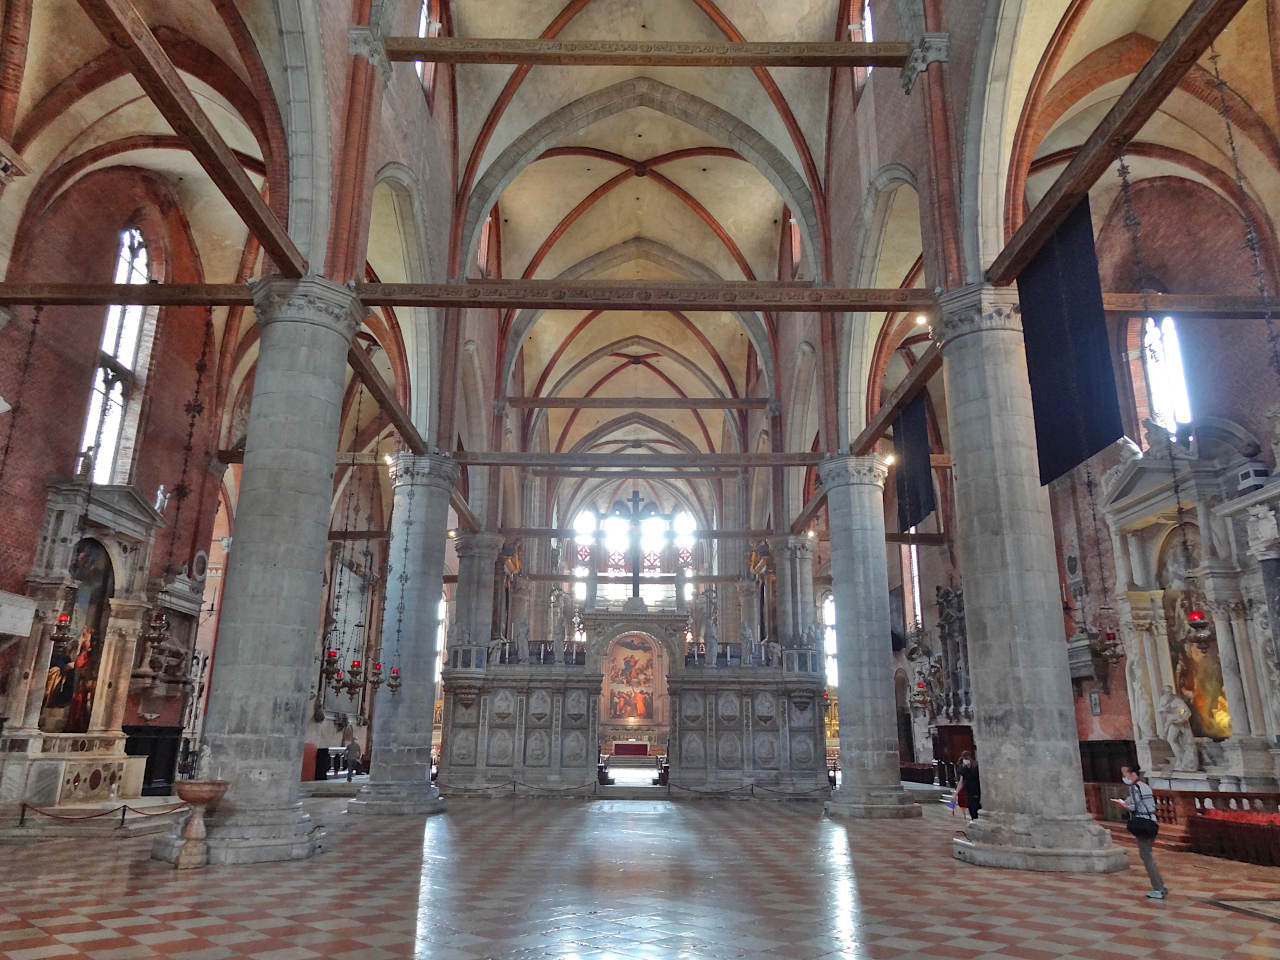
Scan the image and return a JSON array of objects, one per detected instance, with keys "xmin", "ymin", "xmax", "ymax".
[
  {"xmin": 822, "ymin": 594, "xmax": 838, "ymax": 687},
  {"xmin": 415, "ymin": 1, "xmax": 443, "ymax": 101},
  {"xmin": 80, "ymin": 227, "xmax": 156, "ymax": 485},
  {"xmin": 1143, "ymin": 315, "xmax": 1192, "ymax": 431}
]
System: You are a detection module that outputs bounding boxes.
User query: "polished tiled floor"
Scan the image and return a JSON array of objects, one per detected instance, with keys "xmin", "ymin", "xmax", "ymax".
[{"xmin": 1, "ymin": 797, "xmax": 1279, "ymax": 960}]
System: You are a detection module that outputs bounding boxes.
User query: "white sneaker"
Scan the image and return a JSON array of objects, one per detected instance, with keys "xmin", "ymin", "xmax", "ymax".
[{"xmin": 1147, "ymin": 889, "xmax": 1166, "ymax": 900}]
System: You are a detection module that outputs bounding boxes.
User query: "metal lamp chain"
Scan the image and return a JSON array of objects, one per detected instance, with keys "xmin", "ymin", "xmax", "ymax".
[
  {"xmin": 1208, "ymin": 45, "xmax": 1280, "ymax": 380},
  {"xmin": 163, "ymin": 306, "xmax": 215, "ymax": 576},
  {"xmin": 0, "ymin": 306, "xmax": 42, "ymax": 486}
]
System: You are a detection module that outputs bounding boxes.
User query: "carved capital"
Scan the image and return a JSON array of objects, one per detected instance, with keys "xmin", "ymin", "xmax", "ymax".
[
  {"xmin": 349, "ymin": 25, "xmax": 392, "ymax": 83},
  {"xmin": 817, "ymin": 454, "xmax": 889, "ymax": 491},
  {"xmin": 389, "ymin": 452, "xmax": 459, "ymax": 492},
  {"xmin": 934, "ymin": 284, "xmax": 1021, "ymax": 350},
  {"xmin": 250, "ymin": 275, "xmax": 363, "ymax": 342},
  {"xmin": 900, "ymin": 32, "xmax": 950, "ymax": 93},
  {"xmin": 453, "ymin": 531, "xmax": 505, "ymax": 561}
]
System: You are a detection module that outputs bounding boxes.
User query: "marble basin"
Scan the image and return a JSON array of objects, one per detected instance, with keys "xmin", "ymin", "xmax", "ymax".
[{"xmin": 174, "ymin": 780, "xmax": 228, "ymax": 806}]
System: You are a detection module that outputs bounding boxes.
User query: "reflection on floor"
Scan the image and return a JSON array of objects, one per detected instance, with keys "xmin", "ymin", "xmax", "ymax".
[{"xmin": 2, "ymin": 796, "xmax": 1279, "ymax": 959}]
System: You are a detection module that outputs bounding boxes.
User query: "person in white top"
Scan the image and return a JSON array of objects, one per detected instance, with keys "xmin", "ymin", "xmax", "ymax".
[{"xmin": 1112, "ymin": 765, "xmax": 1168, "ymax": 899}]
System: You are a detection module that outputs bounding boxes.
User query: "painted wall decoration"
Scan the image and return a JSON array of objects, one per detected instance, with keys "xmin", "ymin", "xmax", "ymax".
[{"xmin": 605, "ymin": 635, "xmax": 656, "ymax": 721}]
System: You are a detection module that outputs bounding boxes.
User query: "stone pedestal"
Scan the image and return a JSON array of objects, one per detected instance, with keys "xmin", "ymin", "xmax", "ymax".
[
  {"xmin": 939, "ymin": 285, "xmax": 1124, "ymax": 873},
  {"xmin": 154, "ymin": 277, "xmax": 360, "ymax": 866},
  {"xmin": 350, "ymin": 453, "xmax": 458, "ymax": 816},
  {"xmin": 819, "ymin": 455, "xmax": 920, "ymax": 820}
]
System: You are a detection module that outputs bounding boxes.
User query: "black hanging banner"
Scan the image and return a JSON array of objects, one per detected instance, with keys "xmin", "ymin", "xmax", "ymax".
[
  {"xmin": 893, "ymin": 390, "xmax": 935, "ymax": 531},
  {"xmin": 1016, "ymin": 197, "xmax": 1123, "ymax": 485}
]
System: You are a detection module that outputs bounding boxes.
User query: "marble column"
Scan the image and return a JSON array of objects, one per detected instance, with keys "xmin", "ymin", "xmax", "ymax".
[
  {"xmin": 820, "ymin": 455, "xmax": 920, "ymax": 819},
  {"xmin": 939, "ymin": 284, "xmax": 1124, "ymax": 872},
  {"xmin": 153, "ymin": 276, "xmax": 361, "ymax": 866},
  {"xmin": 772, "ymin": 536, "xmax": 810, "ymax": 647},
  {"xmin": 453, "ymin": 532, "xmax": 504, "ymax": 654},
  {"xmin": 88, "ymin": 598, "xmax": 148, "ymax": 736},
  {"xmin": 350, "ymin": 452, "xmax": 457, "ymax": 815}
]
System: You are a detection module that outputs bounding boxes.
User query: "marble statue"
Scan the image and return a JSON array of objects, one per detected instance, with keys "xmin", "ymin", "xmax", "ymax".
[
  {"xmin": 802, "ymin": 622, "xmax": 820, "ymax": 650},
  {"xmin": 765, "ymin": 637, "xmax": 781, "ymax": 667},
  {"xmin": 1158, "ymin": 685, "xmax": 1198, "ymax": 771},
  {"xmin": 705, "ymin": 616, "xmax": 719, "ymax": 668},
  {"xmin": 1125, "ymin": 652, "xmax": 1154, "ymax": 741},
  {"xmin": 740, "ymin": 622, "xmax": 755, "ymax": 663},
  {"xmin": 514, "ymin": 621, "xmax": 530, "ymax": 664}
]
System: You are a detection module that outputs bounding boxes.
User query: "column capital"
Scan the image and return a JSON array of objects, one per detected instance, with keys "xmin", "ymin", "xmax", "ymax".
[
  {"xmin": 771, "ymin": 534, "xmax": 815, "ymax": 561},
  {"xmin": 388, "ymin": 451, "xmax": 459, "ymax": 492},
  {"xmin": 250, "ymin": 275, "xmax": 363, "ymax": 341},
  {"xmin": 934, "ymin": 283, "xmax": 1022, "ymax": 350},
  {"xmin": 453, "ymin": 531, "xmax": 505, "ymax": 560},
  {"xmin": 817, "ymin": 454, "xmax": 889, "ymax": 491}
]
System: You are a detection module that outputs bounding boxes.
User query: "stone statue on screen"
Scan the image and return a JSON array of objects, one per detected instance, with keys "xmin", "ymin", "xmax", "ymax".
[
  {"xmin": 741, "ymin": 621, "xmax": 755, "ymax": 663},
  {"xmin": 514, "ymin": 621, "xmax": 530, "ymax": 664},
  {"xmin": 704, "ymin": 617, "xmax": 719, "ymax": 668},
  {"xmin": 765, "ymin": 637, "xmax": 781, "ymax": 667},
  {"xmin": 1159, "ymin": 685, "xmax": 1198, "ymax": 771}
]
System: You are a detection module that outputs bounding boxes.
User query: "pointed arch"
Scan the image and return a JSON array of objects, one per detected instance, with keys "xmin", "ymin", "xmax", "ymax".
[
  {"xmin": 461, "ymin": 77, "xmax": 821, "ymax": 282},
  {"xmin": 501, "ymin": 238, "xmax": 775, "ymax": 399}
]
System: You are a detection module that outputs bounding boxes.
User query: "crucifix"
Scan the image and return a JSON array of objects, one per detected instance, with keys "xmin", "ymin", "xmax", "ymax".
[{"xmin": 626, "ymin": 489, "xmax": 645, "ymax": 600}]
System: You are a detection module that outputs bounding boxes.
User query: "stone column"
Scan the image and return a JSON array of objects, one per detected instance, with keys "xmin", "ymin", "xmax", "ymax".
[
  {"xmin": 153, "ymin": 276, "xmax": 361, "ymax": 866},
  {"xmin": 771, "ymin": 536, "xmax": 801, "ymax": 646},
  {"xmin": 938, "ymin": 284, "xmax": 1123, "ymax": 872},
  {"xmin": 509, "ymin": 576, "xmax": 533, "ymax": 650},
  {"xmin": 350, "ymin": 453, "xmax": 457, "ymax": 815},
  {"xmin": 88, "ymin": 598, "xmax": 148, "ymax": 735},
  {"xmin": 796, "ymin": 537, "xmax": 817, "ymax": 637},
  {"xmin": 820, "ymin": 455, "xmax": 920, "ymax": 819},
  {"xmin": 12, "ymin": 601, "xmax": 58, "ymax": 733},
  {"xmin": 453, "ymin": 532, "xmax": 503, "ymax": 654}
]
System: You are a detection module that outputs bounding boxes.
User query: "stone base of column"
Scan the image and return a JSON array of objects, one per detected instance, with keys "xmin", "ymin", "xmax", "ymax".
[
  {"xmin": 152, "ymin": 803, "xmax": 320, "ymax": 865},
  {"xmin": 825, "ymin": 786, "xmax": 921, "ymax": 820},
  {"xmin": 952, "ymin": 812, "xmax": 1127, "ymax": 873},
  {"xmin": 346, "ymin": 781, "xmax": 445, "ymax": 816}
]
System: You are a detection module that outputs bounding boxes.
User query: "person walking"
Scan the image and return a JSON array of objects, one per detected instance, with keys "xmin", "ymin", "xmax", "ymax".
[
  {"xmin": 957, "ymin": 751, "xmax": 981, "ymax": 820},
  {"xmin": 1113, "ymin": 765, "xmax": 1168, "ymax": 900},
  {"xmin": 344, "ymin": 738, "xmax": 363, "ymax": 782}
]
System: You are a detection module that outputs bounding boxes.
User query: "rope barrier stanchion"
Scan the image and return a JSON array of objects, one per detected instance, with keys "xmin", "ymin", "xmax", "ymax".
[{"xmin": 15, "ymin": 801, "xmax": 191, "ymax": 826}]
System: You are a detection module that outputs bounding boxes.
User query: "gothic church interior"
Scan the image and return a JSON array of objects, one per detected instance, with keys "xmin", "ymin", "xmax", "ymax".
[{"xmin": 1, "ymin": 0, "xmax": 1280, "ymax": 957}]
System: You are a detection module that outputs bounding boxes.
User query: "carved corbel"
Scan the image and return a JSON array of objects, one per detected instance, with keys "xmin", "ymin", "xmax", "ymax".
[{"xmin": 900, "ymin": 33, "xmax": 949, "ymax": 93}]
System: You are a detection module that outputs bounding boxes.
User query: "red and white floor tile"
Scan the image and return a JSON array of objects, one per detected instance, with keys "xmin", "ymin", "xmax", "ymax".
[{"xmin": 0, "ymin": 797, "xmax": 1278, "ymax": 959}]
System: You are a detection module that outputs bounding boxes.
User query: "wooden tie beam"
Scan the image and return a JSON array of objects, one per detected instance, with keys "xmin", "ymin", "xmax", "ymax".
[
  {"xmin": 75, "ymin": 0, "xmax": 307, "ymax": 277},
  {"xmin": 456, "ymin": 452, "xmax": 821, "ymax": 469},
  {"xmin": 987, "ymin": 0, "xmax": 1250, "ymax": 285},
  {"xmin": 531, "ymin": 469, "xmax": 739, "ymax": 480},
  {"xmin": 506, "ymin": 397, "xmax": 770, "ymax": 410},
  {"xmin": 852, "ymin": 343, "xmax": 943, "ymax": 455},
  {"xmin": 1101, "ymin": 293, "xmax": 1278, "ymax": 319},
  {"xmin": 382, "ymin": 37, "xmax": 912, "ymax": 68},
  {"xmin": 0, "ymin": 281, "xmax": 938, "ymax": 314}
]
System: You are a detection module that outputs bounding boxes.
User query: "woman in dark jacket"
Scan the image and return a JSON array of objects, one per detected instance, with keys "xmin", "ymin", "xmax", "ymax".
[{"xmin": 958, "ymin": 750, "xmax": 981, "ymax": 820}]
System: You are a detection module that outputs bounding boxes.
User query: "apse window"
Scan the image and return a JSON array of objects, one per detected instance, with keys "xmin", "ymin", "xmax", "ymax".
[
  {"xmin": 823, "ymin": 594, "xmax": 838, "ymax": 687},
  {"xmin": 1143, "ymin": 315, "xmax": 1192, "ymax": 431},
  {"xmin": 79, "ymin": 227, "xmax": 155, "ymax": 485}
]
